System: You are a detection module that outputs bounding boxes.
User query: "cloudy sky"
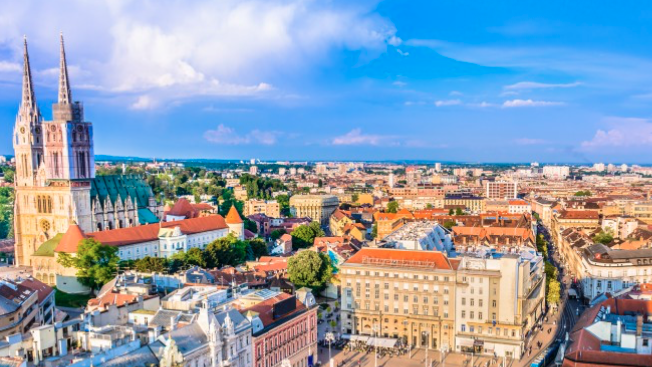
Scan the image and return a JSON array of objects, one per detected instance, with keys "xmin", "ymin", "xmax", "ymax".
[{"xmin": 1, "ymin": 0, "xmax": 652, "ymax": 163}]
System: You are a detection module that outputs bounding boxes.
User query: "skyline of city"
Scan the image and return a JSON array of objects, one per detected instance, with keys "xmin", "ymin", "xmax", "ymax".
[{"xmin": 1, "ymin": 1, "xmax": 652, "ymax": 162}]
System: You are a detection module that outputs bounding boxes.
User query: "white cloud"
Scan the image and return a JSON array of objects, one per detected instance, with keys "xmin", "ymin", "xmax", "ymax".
[
  {"xmin": 502, "ymin": 99, "xmax": 564, "ymax": 108},
  {"xmin": 0, "ymin": 0, "xmax": 396, "ymax": 106},
  {"xmin": 515, "ymin": 138, "xmax": 547, "ymax": 145},
  {"xmin": 504, "ymin": 81, "xmax": 582, "ymax": 90},
  {"xmin": 387, "ymin": 36, "xmax": 402, "ymax": 47},
  {"xmin": 331, "ymin": 128, "xmax": 395, "ymax": 146},
  {"xmin": 0, "ymin": 61, "xmax": 20, "ymax": 73},
  {"xmin": 203, "ymin": 124, "xmax": 281, "ymax": 145},
  {"xmin": 434, "ymin": 99, "xmax": 461, "ymax": 107},
  {"xmin": 468, "ymin": 101, "xmax": 496, "ymax": 108},
  {"xmin": 130, "ymin": 95, "xmax": 157, "ymax": 110},
  {"xmin": 393, "ymin": 81, "xmax": 407, "ymax": 87},
  {"xmin": 580, "ymin": 117, "xmax": 652, "ymax": 149},
  {"xmin": 396, "ymin": 49, "xmax": 409, "ymax": 56},
  {"xmin": 449, "ymin": 91, "xmax": 463, "ymax": 96}
]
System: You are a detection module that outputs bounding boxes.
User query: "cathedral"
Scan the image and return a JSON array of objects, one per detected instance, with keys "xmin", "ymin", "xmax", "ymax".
[{"xmin": 12, "ymin": 35, "xmax": 162, "ymax": 267}]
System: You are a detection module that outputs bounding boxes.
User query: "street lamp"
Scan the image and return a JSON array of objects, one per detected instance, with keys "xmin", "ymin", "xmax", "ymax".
[
  {"xmin": 325, "ymin": 332, "xmax": 335, "ymax": 367},
  {"xmin": 372, "ymin": 323, "xmax": 380, "ymax": 367}
]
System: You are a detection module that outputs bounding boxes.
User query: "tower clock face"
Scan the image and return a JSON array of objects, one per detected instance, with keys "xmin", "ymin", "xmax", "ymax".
[
  {"xmin": 20, "ymin": 127, "xmax": 25, "ymax": 134},
  {"xmin": 35, "ymin": 126, "xmax": 41, "ymax": 134}
]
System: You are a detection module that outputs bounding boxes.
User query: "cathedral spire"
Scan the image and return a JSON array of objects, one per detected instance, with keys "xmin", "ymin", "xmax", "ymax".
[
  {"xmin": 20, "ymin": 36, "xmax": 37, "ymax": 115},
  {"xmin": 58, "ymin": 32, "xmax": 72, "ymax": 105}
]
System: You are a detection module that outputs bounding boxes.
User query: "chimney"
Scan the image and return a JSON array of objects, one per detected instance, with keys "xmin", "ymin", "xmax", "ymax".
[
  {"xmin": 616, "ymin": 319, "xmax": 622, "ymax": 343},
  {"xmin": 170, "ymin": 316, "xmax": 176, "ymax": 331},
  {"xmin": 636, "ymin": 314, "xmax": 643, "ymax": 337}
]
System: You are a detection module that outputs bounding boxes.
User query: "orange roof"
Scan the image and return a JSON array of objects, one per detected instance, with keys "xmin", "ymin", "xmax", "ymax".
[
  {"xmin": 87, "ymin": 291, "xmax": 141, "ymax": 310},
  {"xmin": 54, "ymin": 224, "xmax": 86, "ymax": 253},
  {"xmin": 344, "ymin": 248, "xmax": 452, "ymax": 270},
  {"xmin": 242, "ymin": 293, "xmax": 306, "ymax": 327},
  {"xmin": 82, "ymin": 215, "xmax": 228, "ymax": 248},
  {"xmin": 225, "ymin": 205, "xmax": 243, "ymax": 224}
]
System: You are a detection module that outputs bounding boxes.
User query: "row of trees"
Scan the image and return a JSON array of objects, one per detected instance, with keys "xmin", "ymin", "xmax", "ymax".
[
  {"xmin": 287, "ymin": 250, "xmax": 333, "ymax": 293},
  {"xmin": 59, "ymin": 234, "xmax": 269, "ymax": 292},
  {"xmin": 0, "ymin": 187, "xmax": 14, "ymax": 240},
  {"xmin": 537, "ymin": 234, "xmax": 561, "ymax": 305}
]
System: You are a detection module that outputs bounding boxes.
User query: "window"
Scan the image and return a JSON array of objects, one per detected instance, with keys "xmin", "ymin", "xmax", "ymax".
[
  {"xmin": 470, "ymin": 299, "xmax": 475, "ymax": 306},
  {"xmin": 470, "ymin": 311, "xmax": 474, "ymax": 319},
  {"xmin": 461, "ymin": 311, "xmax": 466, "ymax": 318},
  {"xmin": 479, "ymin": 299, "xmax": 483, "ymax": 307},
  {"xmin": 461, "ymin": 298, "xmax": 466, "ymax": 306},
  {"xmin": 492, "ymin": 300, "xmax": 497, "ymax": 307},
  {"xmin": 478, "ymin": 312, "xmax": 482, "ymax": 320},
  {"xmin": 461, "ymin": 325, "xmax": 466, "ymax": 332}
]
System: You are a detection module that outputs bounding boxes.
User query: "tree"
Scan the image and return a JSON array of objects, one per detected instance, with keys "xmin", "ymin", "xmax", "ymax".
[
  {"xmin": 455, "ymin": 207, "xmax": 464, "ymax": 216},
  {"xmin": 351, "ymin": 194, "xmax": 359, "ymax": 203},
  {"xmin": 134, "ymin": 256, "xmax": 167, "ymax": 273},
  {"xmin": 270, "ymin": 229, "xmax": 286, "ymax": 241},
  {"xmin": 448, "ymin": 209, "xmax": 454, "ymax": 215},
  {"xmin": 287, "ymin": 251, "xmax": 333, "ymax": 292},
  {"xmin": 443, "ymin": 220, "xmax": 456, "ymax": 230},
  {"xmin": 574, "ymin": 190, "xmax": 592, "ymax": 197},
  {"xmin": 547, "ymin": 279, "xmax": 561, "ymax": 305},
  {"xmin": 371, "ymin": 223, "xmax": 378, "ymax": 239},
  {"xmin": 593, "ymin": 230, "xmax": 614, "ymax": 245},
  {"xmin": 185, "ymin": 247, "xmax": 206, "ymax": 267},
  {"xmin": 247, "ymin": 238, "xmax": 269, "ymax": 259},
  {"xmin": 536, "ymin": 234, "xmax": 549, "ymax": 259},
  {"xmin": 386, "ymin": 201, "xmax": 399, "ymax": 213},
  {"xmin": 276, "ymin": 194, "xmax": 291, "ymax": 216},
  {"xmin": 244, "ymin": 218, "xmax": 258, "ymax": 233},
  {"xmin": 291, "ymin": 222, "xmax": 324, "ymax": 250},
  {"xmin": 57, "ymin": 238, "xmax": 119, "ymax": 292},
  {"xmin": 204, "ymin": 234, "xmax": 247, "ymax": 268}
]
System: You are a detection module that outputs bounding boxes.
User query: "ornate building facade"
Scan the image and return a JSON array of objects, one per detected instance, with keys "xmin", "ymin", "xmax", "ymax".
[{"xmin": 12, "ymin": 36, "xmax": 161, "ymax": 267}]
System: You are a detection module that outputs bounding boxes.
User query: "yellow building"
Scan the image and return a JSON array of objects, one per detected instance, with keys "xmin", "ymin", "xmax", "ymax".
[
  {"xmin": 289, "ymin": 194, "xmax": 339, "ymax": 225},
  {"xmin": 339, "ymin": 248, "xmax": 457, "ymax": 349}
]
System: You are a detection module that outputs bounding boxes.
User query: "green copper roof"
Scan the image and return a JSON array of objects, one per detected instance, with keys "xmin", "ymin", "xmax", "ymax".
[
  {"xmin": 33, "ymin": 233, "xmax": 63, "ymax": 257},
  {"xmin": 138, "ymin": 208, "xmax": 159, "ymax": 225},
  {"xmin": 91, "ymin": 175, "xmax": 155, "ymax": 209}
]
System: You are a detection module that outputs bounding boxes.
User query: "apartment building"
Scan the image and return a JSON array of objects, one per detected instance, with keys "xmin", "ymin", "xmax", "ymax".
[
  {"xmin": 485, "ymin": 181, "xmax": 518, "ymax": 200},
  {"xmin": 244, "ymin": 199, "xmax": 280, "ymax": 218},
  {"xmin": 289, "ymin": 194, "xmax": 339, "ymax": 225},
  {"xmin": 444, "ymin": 194, "xmax": 486, "ymax": 213},
  {"xmin": 551, "ymin": 210, "xmax": 600, "ymax": 246},
  {"xmin": 454, "ymin": 250, "xmax": 545, "ymax": 359},
  {"xmin": 0, "ymin": 279, "xmax": 39, "ymax": 338},
  {"xmin": 339, "ymin": 249, "xmax": 457, "ymax": 350}
]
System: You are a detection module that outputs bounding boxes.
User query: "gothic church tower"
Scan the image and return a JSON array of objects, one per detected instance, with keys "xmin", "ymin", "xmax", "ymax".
[{"xmin": 13, "ymin": 35, "xmax": 93, "ymax": 266}]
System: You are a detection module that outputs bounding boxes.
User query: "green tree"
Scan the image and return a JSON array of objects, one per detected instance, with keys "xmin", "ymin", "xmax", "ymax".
[
  {"xmin": 574, "ymin": 190, "xmax": 592, "ymax": 197},
  {"xmin": 455, "ymin": 207, "xmax": 464, "ymax": 216},
  {"xmin": 448, "ymin": 209, "xmax": 454, "ymax": 215},
  {"xmin": 371, "ymin": 223, "xmax": 378, "ymax": 239},
  {"xmin": 351, "ymin": 193, "xmax": 359, "ymax": 203},
  {"xmin": 536, "ymin": 234, "xmax": 549, "ymax": 259},
  {"xmin": 247, "ymin": 238, "xmax": 269, "ymax": 259},
  {"xmin": 244, "ymin": 218, "xmax": 258, "ymax": 233},
  {"xmin": 134, "ymin": 256, "xmax": 167, "ymax": 273},
  {"xmin": 57, "ymin": 239, "xmax": 119, "ymax": 292},
  {"xmin": 443, "ymin": 220, "xmax": 456, "ymax": 230},
  {"xmin": 547, "ymin": 279, "xmax": 561, "ymax": 305},
  {"xmin": 287, "ymin": 251, "xmax": 333, "ymax": 292},
  {"xmin": 270, "ymin": 229, "xmax": 286, "ymax": 241},
  {"xmin": 593, "ymin": 230, "xmax": 614, "ymax": 245},
  {"xmin": 204, "ymin": 234, "xmax": 247, "ymax": 268},
  {"xmin": 276, "ymin": 194, "xmax": 291, "ymax": 216},
  {"xmin": 0, "ymin": 187, "xmax": 14, "ymax": 239},
  {"xmin": 291, "ymin": 222, "xmax": 324, "ymax": 250},
  {"xmin": 185, "ymin": 247, "xmax": 206, "ymax": 267},
  {"xmin": 386, "ymin": 201, "xmax": 399, "ymax": 213}
]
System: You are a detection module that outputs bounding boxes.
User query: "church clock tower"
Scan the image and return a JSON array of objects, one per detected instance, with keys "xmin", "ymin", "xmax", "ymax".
[{"xmin": 13, "ymin": 35, "xmax": 93, "ymax": 266}]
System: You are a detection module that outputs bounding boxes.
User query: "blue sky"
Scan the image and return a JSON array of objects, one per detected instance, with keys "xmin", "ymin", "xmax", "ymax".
[{"xmin": 1, "ymin": 0, "xmax": 652, "ymax": 163}]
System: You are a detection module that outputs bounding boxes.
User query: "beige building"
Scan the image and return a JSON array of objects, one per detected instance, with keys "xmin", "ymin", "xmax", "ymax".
[
  {"xmin": 289, "ymin": 194, "xmax": 338, "ymax": 225},
  {"xmin": 454, "ymin": 250, "xmax": 545, "ymax": 359},
  {"xmin": 244, "ymin": 199, "xmax": 280, "ymax": 218},
  {"xmin": 339, "ymin": 248, "xmax": 457, "ymax": 350}
]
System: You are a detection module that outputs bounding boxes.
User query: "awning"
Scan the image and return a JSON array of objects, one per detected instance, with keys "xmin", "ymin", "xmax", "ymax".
[
  {"xmin": 350, "ymin": 335, "xmax": 369, "ymax": 343},
  {"xmin": 368, "ymin": 337, "xmax": 398, "ymax": 348},
  {"xmin": 457, "ymin": 338, "xmax": 474, "ymax": 347}
]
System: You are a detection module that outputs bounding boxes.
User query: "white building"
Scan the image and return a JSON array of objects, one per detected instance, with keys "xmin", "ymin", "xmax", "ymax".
[
  {"xmin": 543, "ymin": 166, "xmax": 570, "ymax": 180},
  {"xmin": 379, "ymin": 221, "xmax": 453, "ymax": 253}
]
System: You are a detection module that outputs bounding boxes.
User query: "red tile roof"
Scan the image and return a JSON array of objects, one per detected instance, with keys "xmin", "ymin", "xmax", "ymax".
[
  {"xmin": 559, "ymin": 210, "xmax": 599, "ymax": 220},
  {"xmin": 82, "ymin": 215, "xmax": 227, "ymax": 248},
  {"xmin": 16, "ymin": 277, "xmax": 53, "ymax": 304},
  {"xmin": 344, "ymin": 248, "xmax": 452, "ymax": 270},
  {"xmin": 54, "ymin": 224, "xmax": 86, "ymax": 253},
  {"xmin": 225, "ymin": 206, "xmax": 243, "ymax": 224},
  {"xmin": 242, "ymin": 293, "xmax": 306, "ymax": 327}
]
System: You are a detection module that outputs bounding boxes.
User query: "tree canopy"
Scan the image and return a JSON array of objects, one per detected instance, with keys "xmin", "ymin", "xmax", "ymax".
[
  {"xmin": 291, "ymin": 222, "xmax": 325, "ymax": 250},
  {"xmin": 57, "ymin": 238, "xmax": 119, "ymax": 292},
  {"xmin": 386, "ymin": 201, "xmax": 399, "ymax": 213},
  {"xmin": 204, "ymin": 234, "xmax": 247, "ymax": 268},
  {"xmin": 287, "ymin": 250, "xmax": 333, "ymax": 292},
  {"xmin": 593, "ymin": 230, "xmax": 614, "ymax": 245}
]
